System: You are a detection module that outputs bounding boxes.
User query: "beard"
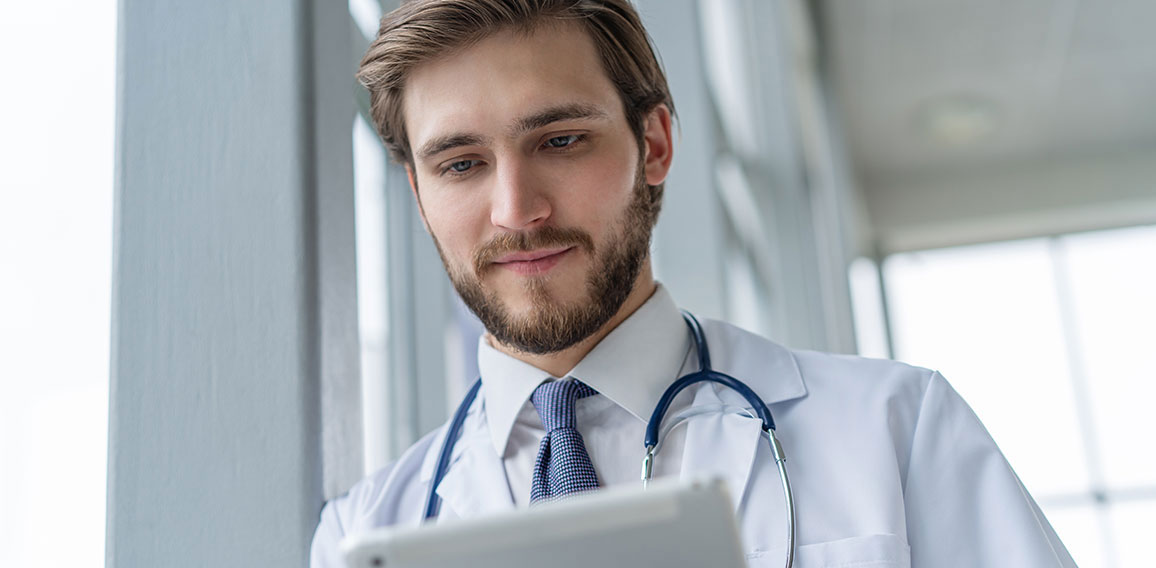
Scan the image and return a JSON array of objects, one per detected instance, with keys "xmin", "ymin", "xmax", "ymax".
[{"xmin": 434, "ymin": 166, "xmax": 661, "ymax": 355}]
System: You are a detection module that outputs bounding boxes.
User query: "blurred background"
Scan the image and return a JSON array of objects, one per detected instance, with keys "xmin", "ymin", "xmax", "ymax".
[{"xmin": 3, "ymin": 0, "xmax": 1154, "ymax": 566}]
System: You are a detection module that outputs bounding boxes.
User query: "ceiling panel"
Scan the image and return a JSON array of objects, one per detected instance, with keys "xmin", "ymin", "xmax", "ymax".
[
  {"xmin": 1068, "ymin": 0, "xmax": 1156, "ymax": 53},
  {"xmin": 817, "ymin": 0, "xmax": 1156, "ymax": 185}
]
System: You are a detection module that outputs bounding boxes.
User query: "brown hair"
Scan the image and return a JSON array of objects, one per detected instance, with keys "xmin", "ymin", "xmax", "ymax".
[{"xmin": 357, "ymin": 0, "xmax": 675, "ymax": 166}]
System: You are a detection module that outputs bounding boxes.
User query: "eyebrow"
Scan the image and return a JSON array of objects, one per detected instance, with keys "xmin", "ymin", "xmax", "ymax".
[
  {"xmin": 509, "ymin": 103, "xmax": 610, "ymax": 137},
  {"xmin": 416, "ymin": 133, "xmax": 490, "ymax": 162},
  {"xmin": 415, "ymin": 103, "xmax": 610, "ymax": 162}
]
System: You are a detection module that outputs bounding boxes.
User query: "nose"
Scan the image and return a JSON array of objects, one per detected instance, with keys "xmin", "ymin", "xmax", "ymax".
[{"xmin": 489, "ymin": 159, "xmax": 551, "ymax": 231}]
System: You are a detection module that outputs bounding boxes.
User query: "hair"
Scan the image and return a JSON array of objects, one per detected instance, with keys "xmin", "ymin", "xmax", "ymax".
[{"xmin": 357, "ymin": 0, "xmax": 675, "ymax": 169}]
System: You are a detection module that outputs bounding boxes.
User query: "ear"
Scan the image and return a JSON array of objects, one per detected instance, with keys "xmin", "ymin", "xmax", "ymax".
[
  {"xmin": 641, "ymin": 104, "xmax": 674, "ymax": 186},
  {"xmin": 405, "ymin": 163, "xmax": 432, "ymax": 233}
]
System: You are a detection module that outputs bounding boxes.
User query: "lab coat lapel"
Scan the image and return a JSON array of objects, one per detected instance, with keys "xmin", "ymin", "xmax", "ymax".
[
  {"xmin": 678, "ymin": 384, "xmax": 765, "ymax": 512},
  {"xmin": 677, "ymin": 320, "xmax": 808, "ymax": 513},
  {"xmin": 418, "ymin": 398, "xmax": 515, "ymax": 523},
  {"xmin": 432, "ymin": 436, "xmax": 515, "ymax": 522}
]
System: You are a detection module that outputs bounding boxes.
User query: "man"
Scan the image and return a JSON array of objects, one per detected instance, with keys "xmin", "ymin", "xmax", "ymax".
[{"xmin": 312, "ymin": 1, "xmax": 1076, "ymax": 566}]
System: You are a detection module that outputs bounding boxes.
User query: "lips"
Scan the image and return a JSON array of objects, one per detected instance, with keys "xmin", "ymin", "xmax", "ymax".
[
  {"xmin": 492, "ymin": 246, "xmax": 573, "ymax": 275},
  {"xmin": 493, "ymin": 246, "xmax": 572, "ymax": 264}
]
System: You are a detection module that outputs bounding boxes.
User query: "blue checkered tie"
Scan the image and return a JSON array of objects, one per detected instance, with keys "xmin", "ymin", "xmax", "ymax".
[{"xmin": 529, "ymin": 379, "xmax": 600, "ymax": 504}]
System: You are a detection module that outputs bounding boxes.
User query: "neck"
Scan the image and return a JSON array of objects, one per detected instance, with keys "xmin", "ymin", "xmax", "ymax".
[{"xmin": 490, "ymin": 264, "xmax": 657, "ymax": 378}]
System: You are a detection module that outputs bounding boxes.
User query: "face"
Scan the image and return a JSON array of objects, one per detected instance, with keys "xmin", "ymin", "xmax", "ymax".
[{"xmin": 403, "ymin": 23, "xmax": 673, "ymax": 354}]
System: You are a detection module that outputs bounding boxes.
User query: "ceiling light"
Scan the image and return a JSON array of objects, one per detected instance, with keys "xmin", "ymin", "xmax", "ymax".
[{"xmin": 916, "ymin": 95, "xmax": 1000, "ymax": 147}]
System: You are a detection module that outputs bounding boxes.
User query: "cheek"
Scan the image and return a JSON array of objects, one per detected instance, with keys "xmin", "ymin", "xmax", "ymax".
[
  {"xmin": 421, "ymin": 191, "xmax": 485, "ymax": 259},
  {"xmin": 560, "ymin": 153, "xmax": 638, "ymax": 226}
]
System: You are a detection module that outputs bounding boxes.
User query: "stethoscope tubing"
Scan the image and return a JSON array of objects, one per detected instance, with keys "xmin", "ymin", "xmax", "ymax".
[
  {"xmin": 423, "ymin": 311, "xmax": 795, "ymax": 567},
  {"xmin": 423, "ymin": 377, "xmax": 482, "ymax": 520}
]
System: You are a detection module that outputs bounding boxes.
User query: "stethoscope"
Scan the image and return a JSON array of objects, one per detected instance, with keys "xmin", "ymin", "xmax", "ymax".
[{"xmin": 423, "ymin": 312, "xmax": 797, "ymax": 568}]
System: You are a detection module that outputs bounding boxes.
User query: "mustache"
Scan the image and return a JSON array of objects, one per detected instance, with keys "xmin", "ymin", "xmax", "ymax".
[{"xmin": 473, "ymin": 226, "xmax": 595, "ymax": 275}]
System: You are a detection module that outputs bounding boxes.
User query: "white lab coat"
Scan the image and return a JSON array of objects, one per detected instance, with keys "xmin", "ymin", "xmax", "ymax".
[{"xmin": 311, "ymin": 319, "xmax": 1075, "ymax": 567}]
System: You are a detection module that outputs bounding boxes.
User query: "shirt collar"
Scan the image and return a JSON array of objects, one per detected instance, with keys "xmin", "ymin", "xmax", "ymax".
[{"xmin": 477, "ymin": 284, "xmax": 690, "ymax": 457}]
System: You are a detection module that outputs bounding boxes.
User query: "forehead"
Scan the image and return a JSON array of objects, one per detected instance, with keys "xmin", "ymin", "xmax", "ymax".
[{"xmin": 403, "ymin": 22, "xmax": 624, "ymax": 151}]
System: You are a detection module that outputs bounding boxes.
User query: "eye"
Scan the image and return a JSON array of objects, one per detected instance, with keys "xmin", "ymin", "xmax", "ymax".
[
  {"xmin": 444, "ymin": 159, "xmax": 479, "ymax": 175},
  {"xmin": 543, "ymin": 134, "xmax": 581, "ymax": 149}
]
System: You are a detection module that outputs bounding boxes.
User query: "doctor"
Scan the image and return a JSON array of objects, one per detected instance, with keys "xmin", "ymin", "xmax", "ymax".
[{"xmin": 313, "ymin": 0, "xmax": 1075, "ymax": 566}]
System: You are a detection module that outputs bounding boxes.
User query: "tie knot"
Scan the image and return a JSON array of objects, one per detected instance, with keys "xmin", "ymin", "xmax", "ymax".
[{"xmin": 530, "ymin": 379, "xmax": 598, "ymax": 432}]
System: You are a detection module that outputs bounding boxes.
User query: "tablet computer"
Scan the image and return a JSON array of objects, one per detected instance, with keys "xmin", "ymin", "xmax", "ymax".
[{"xmin": 340, "ymin": 477, "xmax": 746, "ymax": 568}]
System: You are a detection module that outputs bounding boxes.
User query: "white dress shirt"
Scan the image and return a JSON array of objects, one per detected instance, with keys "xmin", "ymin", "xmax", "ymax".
[{"xmin": 478, "ymin": 284, "xmax": 693, "ymax": 506}]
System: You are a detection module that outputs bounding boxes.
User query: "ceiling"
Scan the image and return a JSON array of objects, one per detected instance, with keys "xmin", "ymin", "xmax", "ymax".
[{"xmin": 815, "ymin": 0, "xmax": 1156, "ymax": 187}]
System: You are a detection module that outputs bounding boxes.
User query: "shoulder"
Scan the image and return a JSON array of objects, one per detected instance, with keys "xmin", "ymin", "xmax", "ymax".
[
  {"xmin": 700, "ymin": 317, "xmax": 938, "ymax": 408},
  {"xmin": 309, "ymin": 428, "xmax": 442, "ymax": 567},
  {"xmin": 330, "ymin": 428, "xmax": 442, "ymax": 528}
]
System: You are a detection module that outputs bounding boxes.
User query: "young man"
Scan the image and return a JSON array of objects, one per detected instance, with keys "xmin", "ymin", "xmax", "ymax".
[{"xmin": 312, "ymin": 1, "xmax": 1075, "ymax": 566}]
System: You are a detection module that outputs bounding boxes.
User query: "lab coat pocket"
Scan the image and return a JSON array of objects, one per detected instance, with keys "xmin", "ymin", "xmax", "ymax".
[{"xmin": 746, "ymin": 534, "xmax": 910, "ymax": 568}]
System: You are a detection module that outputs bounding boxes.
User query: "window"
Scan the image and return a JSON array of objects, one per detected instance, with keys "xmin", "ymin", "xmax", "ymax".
[
  {"xmin": 0, "ymin": 1, "xmax": 116, "ymax": 566},
  {"xmin": 872, "ymin": 225, "xmax": 1156, "ymax": 568},
  {"xmin": 353, "ymin": 114, "xmax": 392, "ymax": 475}
]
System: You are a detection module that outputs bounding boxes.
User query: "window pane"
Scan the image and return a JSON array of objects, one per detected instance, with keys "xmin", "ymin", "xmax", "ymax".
[
  {"xmin": 1061, "ymin": 225, "xmax": 1156, "ymax": 488},
  {"xmin": 1111, "ymin": 499, "xmax": 1156, "ymax": 568},
  {"xmin": 724, "ymin": 245, "xmax": 767, "ymax": 335},
  {"xmin": 353, "ymin": 115, "xmax": 391, "ymax": 475},
  {"xmin": 348, "ymin": 0, "xmax": 383, "ymax": 40},
  {"xmin": 883, "ymin": 239, "xmax": 1089, "ymax": 496},
  {"xmin": 848, "ymin": 256, "xmax": 890, "ymax": 359},
  {"xmin": 1044, "ymin": 505, "xmax": 1107, "ymax": 568},
  {"xmin": 0, "ymin": 1, "xmax": 115, "ymax": 566}
]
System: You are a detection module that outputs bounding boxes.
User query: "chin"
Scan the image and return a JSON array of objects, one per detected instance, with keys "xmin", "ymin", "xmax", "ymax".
[
  {"xmin": 505, "ymin": 287, "xmax": 575, "ymax": 313},
  {"xmin": 508, "ymin": 281, "xmax": 588, "ymax": 313}
]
